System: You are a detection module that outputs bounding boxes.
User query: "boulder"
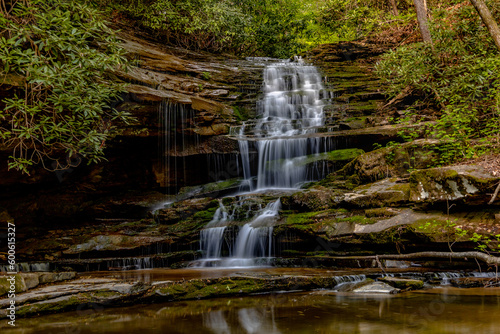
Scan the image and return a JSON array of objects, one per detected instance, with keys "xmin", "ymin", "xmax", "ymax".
[
  {"xmin": 0, "ymin": 274, "xmax": 27, "ymax": 296},
  {"xmin": 20, "ymin": 273, "xmax": 40, "ymax": 289},
  {"xmin": 378, "ymin": 276, "xmax": 424, "ymax": 290},
  {"xmin": 352, "ymin": 281, "xmax": 400, "ymax": 294},
  {"xmin": 339, "ymin": 139, "xmax": 442, "ymax": 184},
  {"xmin": 409, "ymin": 165, "xmax": 500, "ymax": 204}
]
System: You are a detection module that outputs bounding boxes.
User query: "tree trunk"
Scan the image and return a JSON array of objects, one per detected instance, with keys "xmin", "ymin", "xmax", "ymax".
[
  {"xmin": 389, "ymin": 0, "xmax": 399, "ymax": 16},
  {"xmin": 470, "ymin": 0, "xmax": 500, "ymax": 51},
  {"xmin": 413, "ymin": 0, "xmax": 433, "ymax": 46},
  {"xmin": 366, "ymin": 251, "xmax": 500, "ymax": 265}
]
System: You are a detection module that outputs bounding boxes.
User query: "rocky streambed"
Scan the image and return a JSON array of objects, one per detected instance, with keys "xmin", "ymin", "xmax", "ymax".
[{"xmin": 2, "ymin": 267, "xmax": 499, "ymax": 319}]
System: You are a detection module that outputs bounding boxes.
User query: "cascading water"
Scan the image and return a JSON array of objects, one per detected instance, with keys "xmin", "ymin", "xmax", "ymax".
[
  {"xmin": 195, "ymin": 199, "xmax": 280, "ymax": 267},
  {"xmin": 196, "ymin": 58, "xmax": 329, "ymax": 267},
  {"xmin": 237, "ymin": 58, "xmax": 328, "ymax": 190}
]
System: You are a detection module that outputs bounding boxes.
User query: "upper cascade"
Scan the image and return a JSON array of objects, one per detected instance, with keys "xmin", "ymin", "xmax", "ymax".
[{"xmin": 236, "ymin": 58, "xmax": 331, "ymax": 190}]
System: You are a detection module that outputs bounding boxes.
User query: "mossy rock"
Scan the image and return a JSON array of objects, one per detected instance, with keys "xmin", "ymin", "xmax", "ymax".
[
  {"xmin": 365, "ymin": 208, "xmax": 400, "ymax": 218},
  {"xmin": 0, "ymin": 274, "xmax": 27, "ymax": 297},
  {"xmin": 338, "ymin": 139, "xmax": 446, "ymax": 185},
  {"xmin": 284, "ymin": 187, "xmax": 341, "ymax": 211},
  {"xmin": 177, "ymin": 178, "xmax": 242, "ymax": 200},
  {"xmin": 344, "ymin": 178, "xmax": 410, "ymax": 208},
  {"xmin": 265, "ymin": 149, "xmax": 364, "ymax": 173},
  {"xmin": 378, "ymin": 277, "xmax": 424, "ymax": 290},
  {"xmin": 409, "ymin": 165, "xmax": 500, "ymax": 204}
]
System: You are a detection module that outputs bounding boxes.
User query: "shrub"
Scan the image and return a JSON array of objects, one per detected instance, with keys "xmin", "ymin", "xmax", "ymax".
[{"xmin": 0, "ymin": 0, "xmax": 131, "ymax": 173}]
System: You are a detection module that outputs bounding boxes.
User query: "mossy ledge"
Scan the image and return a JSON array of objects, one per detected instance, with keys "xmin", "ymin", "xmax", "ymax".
[{"xmin": 1, "ymin": 275, "xmax": 368, "ymax": 319}]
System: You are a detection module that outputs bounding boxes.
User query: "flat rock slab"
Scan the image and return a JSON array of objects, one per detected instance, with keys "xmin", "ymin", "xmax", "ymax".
[{"xmin": 0, "ymin": 273, "xmax": 403, "ymax": 319}]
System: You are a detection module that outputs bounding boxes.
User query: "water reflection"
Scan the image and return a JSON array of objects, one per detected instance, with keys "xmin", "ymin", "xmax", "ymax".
[
  {"xmin": 4, "ymin": 288, "xmax": 500, "ymax": 333},
  {"xmin": 204, "ymin": 310, "xmax": 231, "ymax": 334}
]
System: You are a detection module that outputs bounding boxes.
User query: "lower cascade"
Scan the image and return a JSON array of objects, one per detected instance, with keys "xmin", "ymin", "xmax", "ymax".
[{"xmin": 195, "ymin": 199, "xmax": 281, "ymax": 267}]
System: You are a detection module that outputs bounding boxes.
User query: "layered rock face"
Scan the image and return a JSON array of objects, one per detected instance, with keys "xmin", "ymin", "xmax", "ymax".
[
  {"xmin": 0, "ymin": 28, "xmax": 264, "ymax": 230},
  {"xmin": 2, "ymin": 31, "xmax": 500, "ymax": 272}
]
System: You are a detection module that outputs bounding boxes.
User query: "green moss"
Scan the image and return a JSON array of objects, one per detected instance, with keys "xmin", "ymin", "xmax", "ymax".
[
  {"xmin": 286, "ymin": 211, "xmax": 324, "ymax": 225},
  {"xmin": 326, "ymin": 148, "xmax": 365, "ymax": 161},
  {"xmin": 90, "ymin": 290, "xmax": 122, "ymax": 298},
  {"xmin": 0, "ymin": 274, "xmax": 26, "ymax": 296},
  {"xmin": 365, "ymin": 208, "xmax": 398, "ymax": 218},
  {"xmin": 16, "ymin": 295, "xmax": 84, "ymax": 317},
  {"xmin": 157, "ymin": 277, "xmax": 269, "ymax": 300},
  {"xmin": 281, "ymin": 249, "xmax": 303, "ymax": 255},
  {"xmin": 379, "ymin": 277, "xmax": 424, "ymax": 290},
  {"xmin": 232, "ymin": 106, "xmax": 249, "ymax": 121},
  {"xmin": 192, "ymin": 207, "xmax": 218, "ymax": 220},
  {"xmin": 337, "ymin": 215, "xmax": 376, "ymax": 225},
  {"xmin": 266, "ymin": 149, "xmax": 364, "ymax": 172}
]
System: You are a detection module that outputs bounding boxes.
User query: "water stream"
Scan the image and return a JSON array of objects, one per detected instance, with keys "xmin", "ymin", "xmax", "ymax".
[
  {"xmin": 195, "ymin": 58, "xmax": 330, "ymax": 268},
  {"xmin": 236, "ymin": 58, "xmax": 328, "ymax": 191},
  {"xmin": 196, "ymin": 199, "xmax": 280, "ymax": 268}
]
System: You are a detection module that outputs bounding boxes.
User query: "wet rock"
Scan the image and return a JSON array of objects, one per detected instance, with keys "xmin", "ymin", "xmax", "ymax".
[
  {"xmin": 63, "ymin": 235, "xmax": 165, "ymax": 255},
  {"xmin": 352, "ymin": 281, "xmax": 400, "ymax": 294},
  {"xmin": 378, "ymin": 276, "xmax": 424, "ymax": 290},
  {"xmin": 0, "ymin": 278, "xmax": 149, "ymax": 318},
  {"xmin": 409, "ymin": 165, "xmax": 499, "ymax": 204},
  {"xmin": 127, "ymin": 84, "xmax": 192, "ymax": 103}
]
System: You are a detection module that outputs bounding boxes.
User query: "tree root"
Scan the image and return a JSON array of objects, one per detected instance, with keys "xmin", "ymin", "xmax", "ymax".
[{"xmin": 488, "ymin": 181, "xmax": 500, "ymax": 205}]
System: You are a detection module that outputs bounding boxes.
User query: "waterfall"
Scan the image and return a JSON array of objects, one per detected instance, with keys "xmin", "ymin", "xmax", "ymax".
[
  {"xmin": 195, "ymin": 58, "xmax": 328, "ymax": 267},
  {"xmin": 237, "ymin": 58, "xmax": 327, "ymax": 190},
  {"xmin": 195, "ymin": 199, "xmax": 281, "ymax": 268}
]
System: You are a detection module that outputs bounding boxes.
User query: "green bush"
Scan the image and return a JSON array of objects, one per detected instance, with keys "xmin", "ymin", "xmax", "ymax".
[
  {"xmin": 376, "ymin": 2, "xmax": 500, "ymax": 164},
  {"xmin": 113, "ymin": 0, "xmax": 310, "ymax": 57},
  {"xmin": 317, "ymin": 0, "xmax": 394, "ymax": 41},
  {"xmin": 0, "ymin": 0, "xmax": 131, "ymax": 173}
]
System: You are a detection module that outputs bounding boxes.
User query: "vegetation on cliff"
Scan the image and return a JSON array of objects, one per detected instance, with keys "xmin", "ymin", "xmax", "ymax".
[
  {"xmin": 0, "ymin": 0, "xmax": 132, "ymax": 173},
  {"xmin": 376, "ymin": 1, "xmax": 500, "ymax": 165}
]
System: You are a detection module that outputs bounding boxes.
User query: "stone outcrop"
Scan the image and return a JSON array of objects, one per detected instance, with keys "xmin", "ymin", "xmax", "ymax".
[
  {"xmin": 0, "ymin": 272, "xmax": 76, "ymax": 297},
  {"xmin": 409, "ymin": 165, "xmax": 499, "ymax": 205}
]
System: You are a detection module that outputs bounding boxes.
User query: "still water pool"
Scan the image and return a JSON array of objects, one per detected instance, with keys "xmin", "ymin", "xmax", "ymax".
[{"xmin": 3, "ymin": 287, "xmax": 500, "ymax": 334}]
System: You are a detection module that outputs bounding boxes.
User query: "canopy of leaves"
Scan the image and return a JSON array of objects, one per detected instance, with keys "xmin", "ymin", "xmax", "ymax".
[{"xmin": 0, "ymin": 0, "xmax": 131, "ymax": 174}]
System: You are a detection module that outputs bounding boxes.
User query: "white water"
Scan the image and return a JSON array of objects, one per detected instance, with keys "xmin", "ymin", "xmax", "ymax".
[
  {"xmin": 196, "ymin": 199, "xmax": 281, "ymax": 268},
  {"xmin": 196, "ymin": 58, "xmax": 328, "ymax": 267},
  {"xmin": 237, "ymin": 58, "xmax": 327, "ymax": 190}
]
